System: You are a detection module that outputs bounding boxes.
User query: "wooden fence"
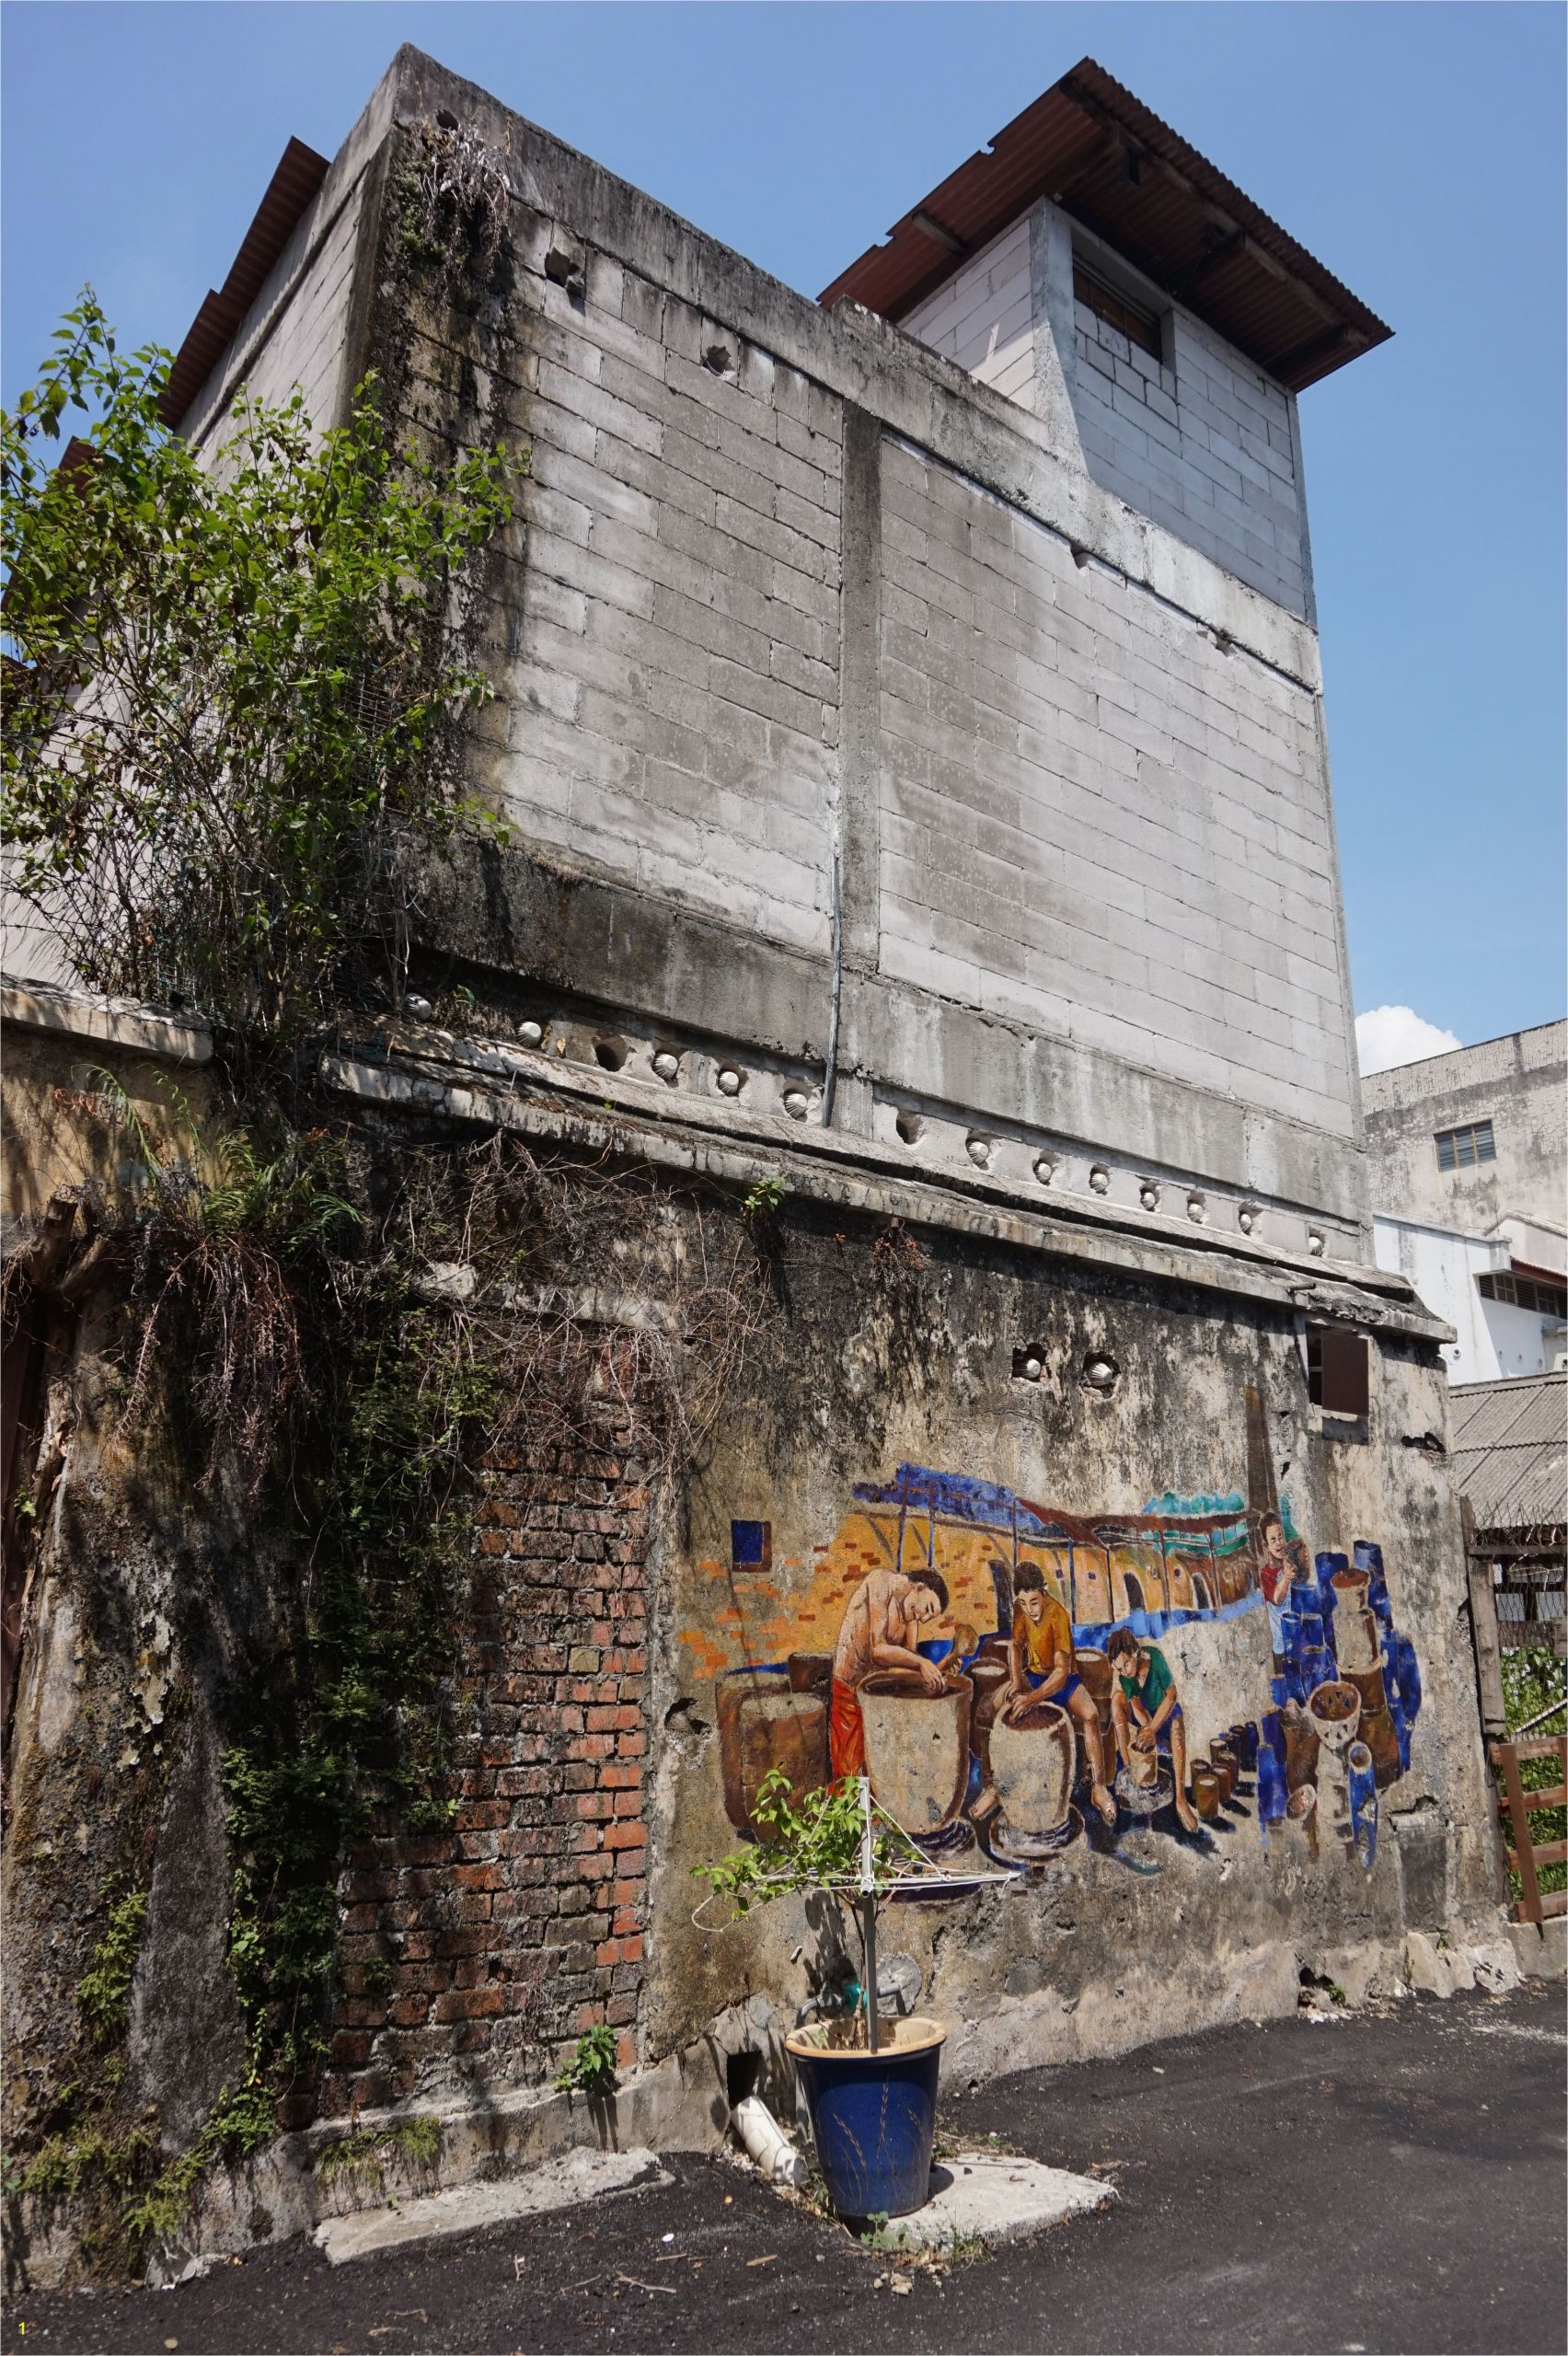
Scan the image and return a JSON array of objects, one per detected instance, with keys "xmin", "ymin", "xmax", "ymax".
[{"xmin": 1488, "ymin": 1734, "xmax": 1568, "ymax": 1923}]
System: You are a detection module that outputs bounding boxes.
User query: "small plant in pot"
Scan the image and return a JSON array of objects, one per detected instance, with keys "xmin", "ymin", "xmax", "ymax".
[{"xmin": 694, "ymin": 1769, "xmax": 950, "ymax": 2222}]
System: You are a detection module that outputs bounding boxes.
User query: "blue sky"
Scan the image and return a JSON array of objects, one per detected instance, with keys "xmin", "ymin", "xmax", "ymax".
[{"xmin": 4, "ymin": 3, "xmax": 1562, "ymax": 1058}]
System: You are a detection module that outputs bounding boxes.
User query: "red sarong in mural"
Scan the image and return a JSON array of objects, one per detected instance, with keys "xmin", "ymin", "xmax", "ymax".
[{"xmin": 829, "ymin": 1676, "xmax": 866, "ymax": 1778}]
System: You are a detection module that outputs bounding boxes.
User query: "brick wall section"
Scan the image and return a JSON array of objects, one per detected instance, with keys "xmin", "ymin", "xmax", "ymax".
[
  {"xmin": 322, "ymin": 1415, "xmax": 651, "ymax": 2117},
  {"xmin": 877, "ymin": 434, "xmax": 1353, "ymax": 1138}
]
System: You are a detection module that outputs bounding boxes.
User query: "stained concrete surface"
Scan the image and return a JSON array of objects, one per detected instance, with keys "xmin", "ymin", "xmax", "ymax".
[
  {"xmin": 7, "ymin": 1986, "xmax": 1562, "ymax": 2356},
  {"xmin": 313, "ymin": 2150, "xmax": 672, "ymax": 2267}
]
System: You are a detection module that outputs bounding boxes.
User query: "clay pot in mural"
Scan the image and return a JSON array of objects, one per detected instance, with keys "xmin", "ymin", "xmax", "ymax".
[
  {"xmin": 1229, "ymin": 1722, "xmax": 1260, "ymax": 1773},
  {"xmin": 788, "ymin": 1653, "xmax": 833, "ymax": 1697},
  {"xmin": 988, "ymin": 1696, "xmax": 1077, "ymax": 1851},
  {"xmin": 1074, "ymin": 1648, "xmax": 1115, "ymax": 1738},
  {"xmin": 1307, "ymin": 1680, "xmax": 1362, "ymax": 1765},
  {"xmin": 718, "ymin": 1670, "xmax": 830, "ymax": 1839},
  {"xmin": 1210, "ymin": 1742, "xmax": 1238, "ymax": 1802},
  {"xmin": 1332, "ymin": 1604, "xmax": 1381, "ymax": 1676},
  {"xmin": 1355, "ymin": 1542, "xmax": 1392, "ymax": 1630},
  {"xmin": 1281, "ymin": 1703, "xmax": 1320, "ymax": 1795},
  {"xmin": 1286, "ymin": 1782, "xmax": 1320, "ymax": 1861},
  {"xmin": 1331, "ymin": 1567, "xmax": 1370, "ymax": 1610},
  {"xmin": 1191, "ymin": 1762, "xmax": 1223, "ymax": 1820},
  {"xmin": 859, "ymin": 1671, "xmax": 973, "ymax": 1842},
  {"xmin": 966, "ymin": 1655, "xmax": 1011, "ymax": 1780},
  {"xmin": 1347, "ymin": 1741, "xmax": 1378, "ymax": 1871},
  {"xmin": 1342, "ymin": 1665, "xmax": 1401, "ymax": 1788}
]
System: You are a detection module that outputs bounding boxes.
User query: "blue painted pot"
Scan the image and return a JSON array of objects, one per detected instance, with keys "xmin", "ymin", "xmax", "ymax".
[
  {"xmin": 1355, "ymin": 1541, "xmax": 1392, "ymax": 1629},
  {"xmin": 1257, "ymin": 1739, "xmax": 1287, "ymax": 1829},
  {"xmin": 1393, "ymin": 1634, "xmax": 1422, "ymax": 1726},
  {"xmin": 787, "ymin": 2018, "xmax": 946, "ymax": 2219},
  {"xmin": 1313, "ymin": 1551, "xmax": 1344, "ymax": 1644}
]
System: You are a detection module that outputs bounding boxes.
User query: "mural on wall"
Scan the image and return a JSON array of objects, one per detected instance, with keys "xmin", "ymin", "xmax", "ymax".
[{"xmin": 697, "ymin": 1391, "xmax": 1423, "ymax": 1879}]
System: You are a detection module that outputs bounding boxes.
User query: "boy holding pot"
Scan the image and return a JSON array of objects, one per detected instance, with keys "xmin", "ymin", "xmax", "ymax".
[{"xmin": 1002, "ymin": 1564, "xmax": 1116, "ymax": 1828}]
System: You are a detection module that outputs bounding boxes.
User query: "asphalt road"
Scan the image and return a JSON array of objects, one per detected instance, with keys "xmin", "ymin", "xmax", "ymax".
[{"xmin": 7, "ymin": 1983, "xmax": 1564, "ymax": 2356}]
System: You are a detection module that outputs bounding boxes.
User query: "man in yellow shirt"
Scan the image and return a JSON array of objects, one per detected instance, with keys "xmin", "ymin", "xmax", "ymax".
[{"xmin": 1001, "ymin": 1563, "xmax": 1115, "ymax": 1826}]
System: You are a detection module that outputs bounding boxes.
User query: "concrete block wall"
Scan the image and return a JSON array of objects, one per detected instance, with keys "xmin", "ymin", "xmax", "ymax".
[
  {"xmin": 898, "ymin": 202, "xmax": 1312, "ymax": 621},
  {"xmin": 901, "ymin": 216, "xmax": 1036, "ymax": 406},
  {"xmin": 467, "ymin": 233, "xmax": 841, "ymax": 958},
  {"xmin": 1071, "ymin": 259, "xmax": 1310, "ymax": 619},
  {"xmin": 181, "ymin": 127, "xmax": 376, "ymax": 461},
  {"xmin": 877, "ymin": 435, "xmax": 1352, "ymax": 1136},
  {"xmin": 155, "ymin": 45, "xmax": 1371, "ymax": 1249}
]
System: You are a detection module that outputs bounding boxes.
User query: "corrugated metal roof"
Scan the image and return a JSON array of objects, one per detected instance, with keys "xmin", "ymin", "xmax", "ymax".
[
  {"xmin": 1451, "ymin": 1373, "xmax": 1567, "ymax": 1538},
  {"xmin": 158, "ymin": 137, "xmax": 329, "ymax": 429},
  {"xmin": 820, "ymin": 58, "xmax": 1391, "ymax": 393}
]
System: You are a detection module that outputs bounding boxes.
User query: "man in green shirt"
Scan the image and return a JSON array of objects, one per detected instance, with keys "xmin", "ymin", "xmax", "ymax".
[{"xmin": 1106, "ymin": 1625, "xmax": 1199, "ymax": 1833}]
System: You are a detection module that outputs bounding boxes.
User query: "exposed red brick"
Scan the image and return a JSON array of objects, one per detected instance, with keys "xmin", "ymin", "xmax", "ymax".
[{"xmin": 320, "ymin": 1403, "xmax": 651, "ymax": 2115}]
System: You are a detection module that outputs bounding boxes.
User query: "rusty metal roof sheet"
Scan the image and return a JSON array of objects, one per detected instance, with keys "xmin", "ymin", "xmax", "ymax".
[
  {"xmin": 158, "ymin": 136, "xmax": 329, "ymax": 429},
  {"xmin": 1451, "ymin": 1373, "xmax": 1567, "ymax": 1538},
  {"xmin": 820, "ymin": 58, "xmax": 1391, "ymax": 393}
]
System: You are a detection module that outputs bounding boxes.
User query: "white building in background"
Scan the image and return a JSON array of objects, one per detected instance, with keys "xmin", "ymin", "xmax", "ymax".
[{"xmin": 1362, "ymin": 1022, "xmax": 1566, "ymax": 1384}]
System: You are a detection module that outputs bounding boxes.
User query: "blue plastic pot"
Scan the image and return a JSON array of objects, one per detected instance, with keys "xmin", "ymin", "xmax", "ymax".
[{"xmin": 787, "ymin": 2018, "xmax": 945, "ymax": 2218}]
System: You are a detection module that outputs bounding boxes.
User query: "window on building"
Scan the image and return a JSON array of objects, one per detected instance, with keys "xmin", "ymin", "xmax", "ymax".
[
  {"xmin": 1307, "ymin": 1325, "xmax": 1369, "ymax": 1419},
  {"xmin": 1479, "ymin": 1270, "xmax": 1568, "ymax": 1319},
  {"xmin": 1435, "ymin": 1120, "xmax": 1495, "ymax": 1172},
  {"xmin": 1072, "ymin": 260, "xmax": 1162, "ymax": 360}
]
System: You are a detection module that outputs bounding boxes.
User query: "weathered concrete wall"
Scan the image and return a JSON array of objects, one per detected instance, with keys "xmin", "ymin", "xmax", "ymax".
[
  {"xmin": 1067, "ymin": 225, "xmax": 1311, "ymax": 619},
  {"xmin": 639, "ymin": 1172, "xmax": 1503, "ymax": 2086},
  {"xmin": 903, "ymin": 199, "xmax": 1312, "ymax": 619},
  {"xmin": 164, "ymin": 45, "xmax": 1370, "ymax": 1265},
  {"xmin": 1362, "ymin": 1021, "xmax": 1567, "ymax": 1243},
  {"xmin": 0, "ymin": 981, "xmax": 217, "ymax": 1251}
]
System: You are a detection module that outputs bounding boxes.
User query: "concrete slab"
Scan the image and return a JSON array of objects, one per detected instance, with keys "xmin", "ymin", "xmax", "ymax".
[
  {"xmin": 864, "ymin": 2150, "xmax": 1113, "ymax": 2255},
  {"xmin": 312, "ymin": 2145, "xmax": 672, "ymax": 2267}
]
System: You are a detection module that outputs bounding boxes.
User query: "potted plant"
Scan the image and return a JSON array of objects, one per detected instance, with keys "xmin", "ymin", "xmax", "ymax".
[{"xmin": 694, "ymin": 1769, "xmax": 951, "ymax": 2221}]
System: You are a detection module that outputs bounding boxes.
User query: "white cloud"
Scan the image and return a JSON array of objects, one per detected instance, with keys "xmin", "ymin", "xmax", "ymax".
[{"xmin": 1355, "ymin": 1005, "xmax": 1462, "ymax": 1075}]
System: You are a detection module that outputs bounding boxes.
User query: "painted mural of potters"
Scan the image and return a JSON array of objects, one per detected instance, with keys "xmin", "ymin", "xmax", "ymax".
[
  {"xmin": 828, "ymin": 1565, "xmax": 950, "ymax": 1778},
  {"xmin": 1106, "ymin": 1624, "xmax": 1200, "ymax": 1832},
  {"xmin": 1258, "ymin": 1512, "xmax": 1307, "ymax": 1669},
  {"xmin": 999, "ymin": 1563, "xmax": 1115, "ymax": 1827}
]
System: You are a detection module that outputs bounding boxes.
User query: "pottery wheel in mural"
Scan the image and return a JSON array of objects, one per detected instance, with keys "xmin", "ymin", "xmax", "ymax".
[
  {"xmin": 911, "ymin": 1817, "xmax": 976, "ymax": 1856},
  {"xmin": 987, "ymin": 1803, "xmax": 1083, "ymax": 1864},
  {"xmin": 1114, "ymin": 1764, "xmax": 1175, "ymax": 1817}
]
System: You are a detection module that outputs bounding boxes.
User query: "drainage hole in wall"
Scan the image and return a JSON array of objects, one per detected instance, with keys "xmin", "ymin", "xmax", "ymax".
[
  {"xmin": 726, "ymin": 2050, "xmax": 763, "ymax": 2106},
  {"xmin": 895, "ymin": 1108, "xmax": 924, "ymax": 1147},
  {"xmin": 594, "ymin": 1036, "xmax": 628, "ymax": 1072}
]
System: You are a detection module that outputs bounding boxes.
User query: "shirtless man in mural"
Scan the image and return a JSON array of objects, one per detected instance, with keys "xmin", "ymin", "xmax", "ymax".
[
  {"xmin": 1106, "ymin": 1624, "xmax": 1201, "ymax": 1833},
  {"xmin": 828, "ymin": 1565, "xmax": 950, "ymax": 1779},
  {"xmin": 1257, "ymin": 1511, "xmax": 1308, "ymax": 1669},
  {"xmin": 1001, "ymin": 1564, "xmax": 1116, "ymax": 1828}
]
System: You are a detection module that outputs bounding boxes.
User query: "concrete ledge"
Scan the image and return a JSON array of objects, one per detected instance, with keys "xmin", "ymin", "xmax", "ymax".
[
  {"xmin": 869, "ymin": 2152, "xmax": 1112, "ymax": 2255},
  {"xmin": 313, "ymin": 2145, "xmax": 670, "ymax": 2266},
  {"xmin": 321, "ymin": 1038, "xmax": 1447, "ymax": 1342},
  {"xmin": 0, "ymin": 974, "xmax": 213, "ymax": 1065}
]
